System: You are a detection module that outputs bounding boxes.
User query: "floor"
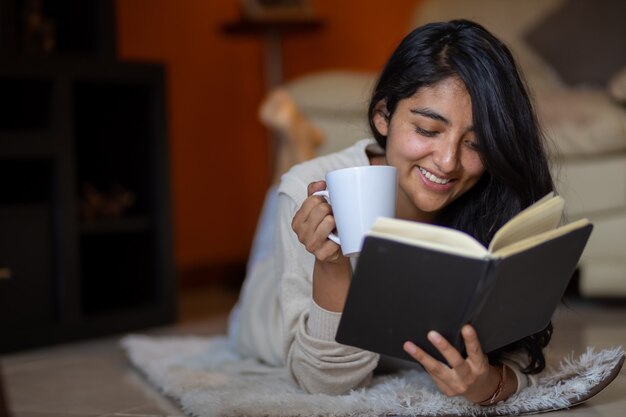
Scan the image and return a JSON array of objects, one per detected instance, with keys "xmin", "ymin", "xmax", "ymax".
[{"xmin": 1, "ymin": 287, "xmax": 625, "ymax": 417}]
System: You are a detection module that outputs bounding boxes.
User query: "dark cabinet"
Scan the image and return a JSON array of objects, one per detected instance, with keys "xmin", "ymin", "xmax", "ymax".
[
  {"xmin": 0, "ymin": 203, "xmax": 56, "ymax": 331},
  {"xmin": 0, "ymin": 1, "xmax": 175, "ymax": 353}
]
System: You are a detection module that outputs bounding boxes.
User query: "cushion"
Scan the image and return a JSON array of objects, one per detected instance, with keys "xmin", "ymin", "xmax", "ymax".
[
  {"xmin": 524, "ymin": 0, "xmax": 626, "ymax": 87},
  {"xmin": 536, "ymin": 88, "xmax": 626, "ymax": 157},
  {"xmin": 286, "ymin": 70, "xmax": 375, "ymax": 114},
  {"xmin": 286, "ymin": 71, "xmax": 375, "ymax": 155}
]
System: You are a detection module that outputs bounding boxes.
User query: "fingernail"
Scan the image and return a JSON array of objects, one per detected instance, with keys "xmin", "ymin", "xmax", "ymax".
[
  {"xmin": 404, "ymin": 342, "xmax": 417, "ymax": 354},
  {"xmin": 428, "ymin": 331, "xmax": 442, "ymax": 343}
]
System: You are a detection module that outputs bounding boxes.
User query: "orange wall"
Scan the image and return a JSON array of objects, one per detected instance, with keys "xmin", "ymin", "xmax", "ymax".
[
  {"xmin": 283, "ymin": 0, "xmax": 420, "ymax": 77},
  {"xmin": 116, "ymin": 0, "xmax": 420, "ymax": 272}
]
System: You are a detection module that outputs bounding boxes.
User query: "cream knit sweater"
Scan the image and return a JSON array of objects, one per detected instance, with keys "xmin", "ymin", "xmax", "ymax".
[{"xmin": 233, "ymin": 139, "xmax": 535, "ymax": 395}]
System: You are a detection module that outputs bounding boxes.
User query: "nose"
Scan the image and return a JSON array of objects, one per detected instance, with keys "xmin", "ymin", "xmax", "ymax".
[{"xmin": 432, "ymin": 138, "xmax": 460, "ymax": 174}]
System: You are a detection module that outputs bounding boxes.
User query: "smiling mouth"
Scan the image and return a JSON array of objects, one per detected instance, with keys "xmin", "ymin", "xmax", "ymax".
[{"xmin": 418, "ymin": 166, "xmax": 452, "ymax": 185}]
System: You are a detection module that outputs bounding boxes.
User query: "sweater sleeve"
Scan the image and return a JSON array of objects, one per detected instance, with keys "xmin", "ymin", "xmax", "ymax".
[
  {"xmin": 275, "ymin": 184, "xmax": 379, "ymax": 395},
  {"xmin": 501, "ymin": 351, "xmax": 538, "ymax": 394}
]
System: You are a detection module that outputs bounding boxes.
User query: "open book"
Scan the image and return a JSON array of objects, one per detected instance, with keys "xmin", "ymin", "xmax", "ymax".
[{"xmin": 335, "ymin": 194, "xmax": 593, "ymax": 363}]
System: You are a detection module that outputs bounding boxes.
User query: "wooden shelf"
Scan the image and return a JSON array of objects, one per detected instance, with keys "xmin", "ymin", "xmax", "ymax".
[
  {"xmin": 221, "ymin": 16, "xmax": 325, "ymax": 88},
  {"xmin": 221, "ymin": 17, "xmax": 324, "ymax": 35},
  {"xmin": 0, "ymin": 45, "xmax": 175, "ymax": 354},
  {"xmin": 80, "ymin": 217, "xmax": 153, "ymax": 235}
]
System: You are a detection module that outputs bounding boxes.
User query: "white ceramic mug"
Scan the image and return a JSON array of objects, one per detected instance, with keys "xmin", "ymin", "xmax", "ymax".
[{"xmin": 313, "ymin": 165, "xmax": 397, "ymax": 257}]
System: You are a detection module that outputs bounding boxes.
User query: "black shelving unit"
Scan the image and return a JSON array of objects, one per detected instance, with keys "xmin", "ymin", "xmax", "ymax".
[
  {"xmin": 0, "ymin": 0, "xmax": 175, "ymax": 353},
  {"xmin": 0, "ymin": 0, "xmax": 116, "ymax": 57}
]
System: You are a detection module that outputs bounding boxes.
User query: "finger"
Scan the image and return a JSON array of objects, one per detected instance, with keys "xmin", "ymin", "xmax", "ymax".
[
  {"xmin": 306, "ymin": 200, "xmax": 333, "ymax": 232},
  {"xmin": 300, "ymin": 190, "xmax": 328, "ymax": 215},
  {"xmin": 312, "ymin": 209, "xmax": 336, "ymax": 240},
  {"xmin": 299, "ymin": 200, "xmax": 333, "ymax": 249},
  {"xmin": 307, "ymin": 212, "xmax": 338, "ymax": 255},
  {"xmin": 315, "ymin": 238, "xmax": 343, "ymax": 262},
  {"xmin": 307, "ymin": 180, "xmax": 326, "ymax": 196},
  {"xmin": 292, "ymin": 203, "xmax": 315, "ymax": 241},
  {"xmin": 292, "ymin": 194, "xmax": 330, "ymax": 238},
  {"xmin": 403, "ymin": 341, "xmax": 451, "ymax": 380},
  {"xmin": 427, "ymin": 331, "xmax": 468, "ymax": 371},
  {"xmin": 404, "ymin": 342, "xmax": 474, "ymax": 396},
  {"xmin": 461, "ymin": 325, "xmax": 487, "ymax": 365},
  {"xmin": 293, "ymin": 196, "xmax": 336, "ymax": 252}
]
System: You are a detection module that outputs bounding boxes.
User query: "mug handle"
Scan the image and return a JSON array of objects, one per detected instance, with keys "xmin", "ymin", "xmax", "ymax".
[{"xmin": 312, "ymin": 190, "xmax": 341, "ymax": 245}]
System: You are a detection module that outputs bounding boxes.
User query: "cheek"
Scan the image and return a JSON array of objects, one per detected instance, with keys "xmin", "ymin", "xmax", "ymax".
[
  {"xmin": 463, "ymin": 153, "xmax": 486, "ymax": 179},
  {"xmin": 387, "ymin": 130, "xmax": 430, "ymax": 163}
]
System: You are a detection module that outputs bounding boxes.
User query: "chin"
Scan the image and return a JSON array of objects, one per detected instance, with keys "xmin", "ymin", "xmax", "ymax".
[
  {"xmin": 413, "ymin": 201, "xmax": 446, "ymax": 217},
  {"xmin": 416, "ymin": 195, "xmax": 449, "ymax": 211},
  {"xmin": 418, "ymin": 206, "xmax": 444, "ymax": 216}
]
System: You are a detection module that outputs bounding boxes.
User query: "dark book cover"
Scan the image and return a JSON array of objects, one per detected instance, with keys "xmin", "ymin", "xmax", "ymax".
[
  {"xmin": 335, "ymin": 224, "xmax": 593, "ymax": 363},
  {"xmin": 469, "ymin": 224, "xmax": 593, "ymax": 353}
]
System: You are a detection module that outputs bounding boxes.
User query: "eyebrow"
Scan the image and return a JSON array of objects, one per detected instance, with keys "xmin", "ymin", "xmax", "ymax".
[
  {"xmin": 410, "ymin": 107, "xmax": 475, "ymax": 132},
  {"xmin": 409, "ymin": 107, "xmax": 450, "ymax": 125}
]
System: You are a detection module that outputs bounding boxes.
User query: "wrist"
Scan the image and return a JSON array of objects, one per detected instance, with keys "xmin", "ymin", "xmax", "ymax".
[
  {"xmin": 312, "ymin": 257, "xmax": 352, "ymax": 312},
  {"xmin": 465, "ymin": 364, "xmax": 501, "ymax": 404},
  {"xmin": 474, "ymin": 364, "xmax": 516, "ymax": 406}
]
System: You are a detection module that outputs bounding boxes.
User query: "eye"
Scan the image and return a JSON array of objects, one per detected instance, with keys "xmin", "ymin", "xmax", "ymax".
[
  {"xmin": 415, "ymin": 126, "xmax": 438, "ymax": 137},
  {"xmin": 464, "ymin": 139, "xmax": 481, "ymax": 151}
]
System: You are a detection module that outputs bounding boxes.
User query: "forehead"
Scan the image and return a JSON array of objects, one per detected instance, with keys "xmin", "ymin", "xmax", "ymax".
[
  {"xmin": 410, "ymin": 77, "xmax": 470, "ymax": 104},
  {"xmin": 395, "ymin": 77, "xmax": 472, "ymax": 123}
]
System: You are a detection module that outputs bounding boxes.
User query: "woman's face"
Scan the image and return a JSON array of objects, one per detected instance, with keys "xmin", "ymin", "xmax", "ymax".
[{"xmin": 373, "ymin": 77, "xmax": 485, "ymax": 221}]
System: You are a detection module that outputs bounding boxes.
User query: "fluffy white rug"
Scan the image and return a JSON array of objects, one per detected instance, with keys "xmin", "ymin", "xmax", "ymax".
[{"xmin": 120, "ymin": 335, "xmax": 623, "ymax": 417}]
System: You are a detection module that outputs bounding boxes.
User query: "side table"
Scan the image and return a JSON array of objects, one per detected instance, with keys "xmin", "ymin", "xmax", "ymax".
[{"xmin": 221, "ymin": 18, "xmax": 325, "ymax": 88}]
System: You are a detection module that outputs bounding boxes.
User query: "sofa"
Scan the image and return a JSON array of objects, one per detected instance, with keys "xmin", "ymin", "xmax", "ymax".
[{"xmin": 284, "ymin": 0, "xmax": 626, "ymax": 297}]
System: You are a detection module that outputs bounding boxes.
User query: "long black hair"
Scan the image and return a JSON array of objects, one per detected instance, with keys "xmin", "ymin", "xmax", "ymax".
[{"xmin": 368, "ymin": 20, "xmax": 555, "ymax": 374}]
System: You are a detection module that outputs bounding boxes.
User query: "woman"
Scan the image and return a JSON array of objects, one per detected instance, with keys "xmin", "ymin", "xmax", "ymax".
[{"xmin": 230, "ymin": 19, "xmax": 554, "ymax": 405}]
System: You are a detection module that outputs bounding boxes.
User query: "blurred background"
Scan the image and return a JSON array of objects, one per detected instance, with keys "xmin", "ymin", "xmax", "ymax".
[
  {"xmin": 0, "ymin": 0, "xmax": 421, "ymax": 354},
  {"xmin": 1, "ymin": 0, "xmax": 626, "ymax": 355},
  {"xmin": 116, "ymin": 0, "xmax": 418, "ymax": 282}
]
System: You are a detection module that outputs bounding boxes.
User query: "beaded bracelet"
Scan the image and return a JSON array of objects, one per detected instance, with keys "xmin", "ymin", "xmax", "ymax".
[{"xmin": 478, "ymin": 364, "xmax": 507, "ymax": 406}]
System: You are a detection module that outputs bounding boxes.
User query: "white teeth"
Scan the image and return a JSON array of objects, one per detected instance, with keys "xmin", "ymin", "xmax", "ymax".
[{"xmin": 419, "ymin": 167, "xmax": 451, "ymax": 185}]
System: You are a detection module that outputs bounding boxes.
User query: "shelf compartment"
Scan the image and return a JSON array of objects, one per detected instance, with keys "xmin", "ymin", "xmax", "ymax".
[
  {"xmin": 73, "ymin": 80, "xmax": 156, "ymax": 219},
  {"xmin": 0, "ymin": 159, "xmax": 54, "ymax": 204},
  {"xmin": 0, "ymin": 78, "xmax": 53, "ymax": 130},
  {"xmin": 0, "ymin": 202, "xmax": 57, "ymax": 332},
  {"xmin": 80, "ymin": 231, "xmax": 157, "ymax": 315},
  {"xmin": 0, "ymin": 159, "xmax": 57, "ymax": 334},
  {"xmin": 80, "ymin": 216, "xmax": 153, "ymax": 235},
  {"xmin": 0, "ymin": 159, "xmax": 58, "ymax": 329},
  {"xmin": 2, "ymin": 0, "xmax": 115, "ymax": 57}
]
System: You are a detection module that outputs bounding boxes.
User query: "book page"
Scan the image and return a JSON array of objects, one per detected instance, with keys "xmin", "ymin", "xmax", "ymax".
[
  {"xmin": 488, "ymin": 193, "xmax": 563, "ymax": 253},
  {"xmin": 369, "ymin": 217, "xmax": 488, "ymax": 258},
  {"xmin": 493, "ymin": 218, "xmax": 590, "ymax": 258}
]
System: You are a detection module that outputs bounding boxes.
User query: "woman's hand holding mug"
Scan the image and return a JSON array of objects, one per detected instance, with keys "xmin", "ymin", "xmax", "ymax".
[
  {"xmin": 314, "ymin": 166, "xmax": 397, "ymax": 257},
  {"xmin": 292, "ymin": 180, "xmax": 344, "ymax": 263}
]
